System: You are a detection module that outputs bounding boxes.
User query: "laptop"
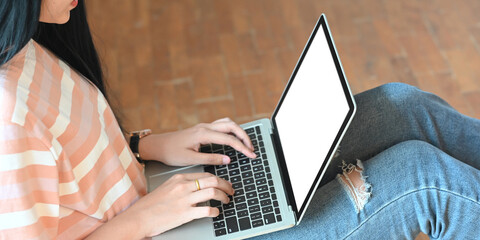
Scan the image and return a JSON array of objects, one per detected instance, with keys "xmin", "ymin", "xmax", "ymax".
[{"xmin": 145, "ymin": 14, "xmax": 356, "ymax": 239}]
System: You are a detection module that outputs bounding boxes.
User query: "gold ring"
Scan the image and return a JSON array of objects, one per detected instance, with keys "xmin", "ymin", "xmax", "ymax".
[{"xmin": 195, "ymin": 179, "xmax": 201, "ymax": 191}]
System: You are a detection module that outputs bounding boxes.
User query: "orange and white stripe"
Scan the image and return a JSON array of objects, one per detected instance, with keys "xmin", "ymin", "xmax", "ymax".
[{"xmin": 0, "ymin": 40, "xmax": 147, "ymax": 239}]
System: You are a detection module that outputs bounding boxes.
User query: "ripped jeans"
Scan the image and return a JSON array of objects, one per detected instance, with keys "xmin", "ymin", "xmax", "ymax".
[{"xmin": 254, "ymin": 83, "xmax": 480, "ymax": 240}]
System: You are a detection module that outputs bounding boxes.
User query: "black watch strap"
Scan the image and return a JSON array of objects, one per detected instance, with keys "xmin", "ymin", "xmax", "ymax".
[
  {"xmin": 129, "ymin": 134, "xmax": 142, "ymax": 162},
  {"xmin": 129, "ymin": 129, "xmax": 152, "ymax": 163}
]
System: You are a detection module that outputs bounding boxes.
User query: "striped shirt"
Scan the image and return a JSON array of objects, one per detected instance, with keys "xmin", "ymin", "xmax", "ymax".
[{"xmin": 0, "ymin": 40, "xmax": 147, "ymax": 239}]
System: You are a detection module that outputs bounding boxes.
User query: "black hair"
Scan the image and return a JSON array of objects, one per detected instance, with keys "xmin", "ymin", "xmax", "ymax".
[
  {"xmin": 0, "ymin": 0, "xmax": 41, "ymax": 65},
  {"xmin": 1, "ymin": 0, "xmax": 125, "ymax": 131}
]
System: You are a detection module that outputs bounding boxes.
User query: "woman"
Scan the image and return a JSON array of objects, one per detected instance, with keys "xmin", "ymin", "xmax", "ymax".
[{"xmin": 1, "ymin": 0, "xmax": 479, "ymax": 239}]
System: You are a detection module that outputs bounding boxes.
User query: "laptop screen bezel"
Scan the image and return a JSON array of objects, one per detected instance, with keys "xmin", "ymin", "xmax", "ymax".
[{"xmin": 271, "ymin": 14, "xmax": 356, "ymax": 221}]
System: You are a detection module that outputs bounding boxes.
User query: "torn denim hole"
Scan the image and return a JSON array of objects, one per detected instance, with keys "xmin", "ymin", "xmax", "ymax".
[{"xmin": 337, "ymin": 160, "xmax": 372, "ymax": 213}]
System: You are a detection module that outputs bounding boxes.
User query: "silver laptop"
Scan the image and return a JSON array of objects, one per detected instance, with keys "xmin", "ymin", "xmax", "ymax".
[{"xmin": 145, "ymin": 14, "xmax": 356, "ymax": 240}]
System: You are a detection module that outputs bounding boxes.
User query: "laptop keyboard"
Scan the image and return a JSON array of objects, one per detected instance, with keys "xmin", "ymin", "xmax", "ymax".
[{"xmin": 202, "ymin": 126, "xmax": 282, "ymax": 237}]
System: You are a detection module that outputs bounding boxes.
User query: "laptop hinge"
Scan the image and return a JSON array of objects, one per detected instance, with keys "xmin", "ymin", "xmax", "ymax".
[{"xmin": 269, "ymin": 125, "xmax": 297, "ymax": 215}]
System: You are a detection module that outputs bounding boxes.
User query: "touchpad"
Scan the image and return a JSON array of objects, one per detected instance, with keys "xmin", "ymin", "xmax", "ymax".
[{"xmin": 145, "ymin": 161, "xmax": 205, "ymax": 192}]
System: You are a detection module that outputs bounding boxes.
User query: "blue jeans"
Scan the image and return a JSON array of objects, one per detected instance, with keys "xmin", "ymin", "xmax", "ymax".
[{"xmin": 255, "ymin": 83, "xmax": 480, "ymax": 239}]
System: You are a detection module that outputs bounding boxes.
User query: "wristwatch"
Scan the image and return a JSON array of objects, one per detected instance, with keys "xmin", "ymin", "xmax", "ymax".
[{"xmin": 129, "ymin": 129, "xmax": 152, "ymax": 163}]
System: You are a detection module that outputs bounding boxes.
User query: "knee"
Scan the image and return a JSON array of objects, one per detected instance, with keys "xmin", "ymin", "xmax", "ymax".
[
  {"xmin": 385, "ymin": 140, "xmax": 446, "ymax": 175},
  {"xmin": 376, "ymin": 82, "xmax": 422, "ymax": 108}
]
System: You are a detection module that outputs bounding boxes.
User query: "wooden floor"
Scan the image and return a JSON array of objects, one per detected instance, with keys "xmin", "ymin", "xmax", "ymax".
[
  {"xmin": 86, "ymin": 0, "xmax": 480, "ymax": 134},
  {"xmin": 85, "ymin": 1, "xmax": 480, "ymax": 239}
]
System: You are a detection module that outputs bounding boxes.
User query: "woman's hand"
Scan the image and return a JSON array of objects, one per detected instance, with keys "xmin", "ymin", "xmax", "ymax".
[
  {"xmin": 132, "ymin": 172, "xmax": 234, "ymax": 237},
  {"xmin": 87, "ymin": 172, "xmax": 234, "ymax": 239},
  {"xmin": 138, "ymin": 118, "xmax": 256, "ymax": 166}
]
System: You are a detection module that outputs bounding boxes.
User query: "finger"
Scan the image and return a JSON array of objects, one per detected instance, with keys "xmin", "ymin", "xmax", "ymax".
[
  {"xmin": 188, "ymin": 188, "xmax": 230, "ymax": 205},
  {"xmin": 190, "ymin": 206, "xmax": 220, "ymax": 219},
  {"xmin": 200, "ymin": 128, "xmax": 256, "ymax": 159},
  {"xmin": 197, "ymin": 175, "xmax": 234, "ymax": 195},
  {"xmin": 208, "ymin": 121, "xmax": 255, "ymax": 151},
  {"xmin": 183, "ymin": 173, "xmax": 234, "ymax": 194},
  {"xmin": 188, "ymin": 151, "xmax": 231, "ymax": 165}
]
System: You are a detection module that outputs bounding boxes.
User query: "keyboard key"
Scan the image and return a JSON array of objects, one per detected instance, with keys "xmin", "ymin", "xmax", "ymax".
[
  {"xmin": 225, "ymin": 150, "xmax": 236, "ymax": 157},
  {"xmin": 229, "ymin": 169, "xmax": 240, "ymax": 176},
  {"xmin": 272, "ymin": 194, "xmax": 277, "ymax": 200},
  {"xmin": 224, "ymin": 209, "xmax": 236, "ymax": 217},
  {"xmin": 252, "ymin": 220, "xmax": 264, "ymax": 228},
  {"xmin": 246, "ymin": 128, "xmax": 255, "ymax": 134},
  {"xmin": 259, "ymin": 192, "xmax": 270, "ymax": 199},
  {"xmin": 262, "ymin": 206, "xmax": 273, "ymax": 214},
  {"xmin": 226, "ymin": 217, "xmax": 239, "ymax": 233},
  {"xmin": 251, "ymin": 212, "xmax": 262, "ymax": 220},
  {"xmin": 219, "ymin": 175, "xmax": 229, "ymax": 181},
  {"xmin": 214, "ymin": 221, "xmax": 225, "ymax": 229},
  {"xmin": 264, "ymin": 160, "xmax": 269, "ymax": 166},
  {"xmin": 225, "ymin": 145, "xmax": 233, "ymax": 151},
  {"xmin": 232, "ymin": 182, "xmax": 243, "ymax": 189},
  {"xmin": 264, "ymin": 213, "xmax": 276, "ymax": 225},
  {"xmin": 248, "ymin": 134, "xmax": 255, "ymax": 140},
  {"xmin": 275, "ymin": 208, "xmax": 280, "ymax": 214},
  {"xmin": 260, "ymin": 147, "xmax": 266, "ymax": 153},
  {"xmin": 277, "ymin": 215, "xmax": 282, "ymax": 222},
  {"xmin": 239, "ymin": 159, "xmax": 250, "ymax": 165},
  {"xmin": 253, "ymin": 166, "xmax": 264, "ymax": 172},
  {"xmin": 252, "ymin": 159, "xmax": 262, "ymax": 165},
  {"xmin": 251, "ymin": 140, "xmax": 258, "ymax": 146},
  {"xmin": 255, "ymin": 126, "xmax": 261, "ymax": 134},
  {"xmin": 217, "ymin": 164, "xmax": 227, "ymax": 169},
  {"xmin": 238, "ymin": 152, "xmax": 247, "ymax": 159},
  {"xmin": 256, "ymin": 178, "xmax": 267, "ymax": 186},
  {"xmin": 213, "ymin": 213, "xmax": 224, "ymax": 221},
  {"xmin": 217, "ymin": 169, "xmax": 227, "ymax": 175},
  {"xmin": 270, "ymin": 187, "xmax": 276, "ymax": 193},
  {"xmin": 249, "ymin": 205, "xmax": 260, "ymax": 213},
  {"xmin": 235, "ymin": 189, "xmax": 244, "ymax": 196},
  {"xmin": 258, "ymin": 185, "xmax": 268, "ymax": 192},
  {"xmin": 254, "ymin": 172, "xmax": 265, "ymax": 178},
  {"xmin": 242, "ymin": 171, "xmax": 253, "ymax": 178},
  {"xmin": 260, "ymin": 199, "xmax": 272, "ymax": 206},
  {"xmin": 262, "ymin": 154, "xmax": 267, "ymax": 160},
  {"xmin": 258, "ymin": 135, "xmax": 263, "ymax": 140},
  {"xmin": 230, "ymin": 156, "xmax": 237, "ymax": 162},
  {"xmin": 247, "ymin": 199, "xmax": 259, "ymax": 205},
  {"xmin": 246, "ymin": 192, "xmax": 257, "ymax": 199},
  {"xmin": 236, "ymin": 203, "xmax": 247, "ymax": 211},
  {"xmin": 230, "ymin": 176, "xmax": 241, "ymax": 183},
  {"xmin": 240, "ymin": 165, "xmax": 251, "ymax": 171},
  {"xmin": 223, "ymin": 202, "xmax": 234, "ymax": 210},
  {"xmin": 268, "ymin": 180, "xmax": 274, "ymax": 186},
  {"xmin": 259, "ymin": 141, "xmax": 264, "ymax": 147},
  {"xmin": 267, "ymin": 173, "xmax": 272, "ymax": 179},
  {"xmin": 239, "ymin": 217, "xmax": 252, "ymax": 230},
  {"xmin": 245, "ymin": 184, "xmax": 255, "ymax": 192},
  {"xmin": 234, "ymin": 196, "xmax": 246, "ymax": 203},
  {"xmin": 228, "ymin": 163, "xmax": 239, "ymax": 169},
  {"xmin": 273, "ymin": 201, "xmax": 279, "ymax": 207},
  {"xmin": 238, "ymin": 210, "xmax": 248, "ymax": 218},
  {"xmin": 243, "ymin": 178, "xmax": 254, "ymax": 185},
  {"xmin": 215, "ymin": 228, "xmax": 227, "ymax": 236}
]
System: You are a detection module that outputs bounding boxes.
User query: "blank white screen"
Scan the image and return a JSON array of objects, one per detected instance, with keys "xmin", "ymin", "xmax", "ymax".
[{"xmin": 274, "ymin": 25, "xmax": 350, "ymax": 210}]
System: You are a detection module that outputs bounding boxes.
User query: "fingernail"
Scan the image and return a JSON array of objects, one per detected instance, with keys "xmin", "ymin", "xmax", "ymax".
[{"xmin": 222, "ymin": 156, "xmax": 230, "ymax": 164}]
